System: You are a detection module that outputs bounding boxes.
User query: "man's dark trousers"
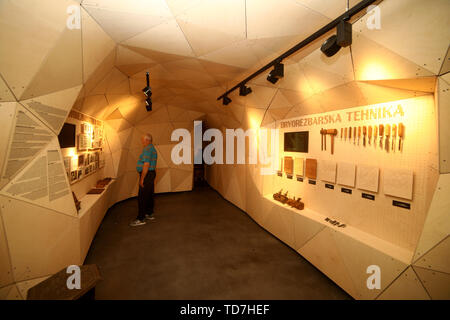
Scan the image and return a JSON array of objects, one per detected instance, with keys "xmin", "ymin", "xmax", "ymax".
[{"xmin": 137, "ymin": 170, "xmax": 156, "ymax": 221}]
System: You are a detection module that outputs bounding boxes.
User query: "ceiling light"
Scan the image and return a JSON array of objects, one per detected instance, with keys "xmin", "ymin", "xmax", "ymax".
[
  {"xmin": 223, "ymin": 96, "xmax": 232, "ymax": 105},
  {"xmin": 320, "ymin": 35, "xmax": 341, "ymax": 57},
  {"xmin": 267, "ymin": 62, "xmax": 284, "ymax": 84},
  {"xmin": 239, "ymin": 85, "xmax": 252, "ymax": 96},
  {"xmin": 145, "ymin": 97, "xmax": 152, "ymax": 111}
]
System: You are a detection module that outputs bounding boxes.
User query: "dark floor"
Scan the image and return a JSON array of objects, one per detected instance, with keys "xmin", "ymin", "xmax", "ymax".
[{"xmin": 85, "ymin": 185, "xmax": 351, "ymax": 299}]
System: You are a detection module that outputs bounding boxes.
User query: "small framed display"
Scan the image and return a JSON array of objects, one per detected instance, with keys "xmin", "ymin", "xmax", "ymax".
[
  {"xmin": 78, "ymin": 134, "xmax": 90, "ymax": 151},
  {"xmin": 70, "ymin": 170, "xmax": 78, "ymax": 182}
]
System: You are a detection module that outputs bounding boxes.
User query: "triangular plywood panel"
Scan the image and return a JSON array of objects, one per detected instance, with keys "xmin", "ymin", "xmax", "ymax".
[
  {"xmin": 352, "ymin": 34, "xmax": 434, "ymax": 81},
  {"xmin": 0, "ymin": 75, "xmax": 15, "ymax": 102},
  {"xmin": 414, "ymin": 174, "xmax": 450, "ymax": 262},
  {"xmin": 0, "ymin": 0, "xmax": 72, "ymax": 99},
  {"xmin": 169, "ymin": 168, "xmax": 192, "ymax": 192},
  {"xmin": 0, "ymin": 104, "xmax": 54, "ymax": 190},
  {"xmin": 123, "ymin": 19, "xmax": 194, "ymax": 57},
  {"xmin": 439, "ymin": 47, "xmax": 450, "ymax": 75},
  {"xmin": 292, "ymin": 213, "xmax": 326, "ymax": 251},
  {"xmin": 377, "ymin": 267, "xmax": 430, "ymax": 300},
  {"xmin": 413, "ymin": 266, "xmax": 450, "ymax": 300},
  {"xmin": 155, "ymin": 167, "xmax": 171, "ymax": 193},
  {"xmin": 332, "ymin": 230, "xmax": 409, "ymax": 300},
  {"xmin": 21, "ymin": 27, "xmax": 83, "ymax": 100},
  {"xmin": 82, "ymin": 0, "xmax": 172, "ymax": 43},
  {"xmin": 0, "ymin": 102, "xmax": 17, "ymax": 186},
  {"xmin": 362, "ymin": 77, "xmax": 437, "ymax": 93},
  {"xmin": 81, "ymin": 7, "xmax": 116, "ymax": 82},
  {"xmin": 80, "ymin": 94, "xmax": 110, "ymax": 120},
  {"xmin": 0, "ymin": 284, "xmax": 22, "ymax": 300},
  {"xmin": 356, "ymin": 82, "xmax": 425, "ymax": 106},
  {"xmin": 437, "ymin": 77, "xmax": 450, "ymax": 173},
  {"xmin": 0, "ymin": 195, "xmax": 80, "ymax": 282},
  {"xmin": 0, "ymin": 137, "xmax": 77, "ymax": 217},
  {"xmin": 0, "ymin": 211, "xmax": 14, "ymax": 288},
  {"xmin": 82, "ymin": 50, "xmax": 116, "ymax": 97},
  {"xmin": 356, "ymin": 0, "xmax": 450, "ymax": 75},
  {"xmin": 297, "ymin": 228, "xmax": 359, "ymax": 298},
  {"xmin": 414, "ymin": 236, "xmax": 450, "ymax": 274},
  {"xmin": 262, "ymin": 204, "xmax": 295, "ymax": 248},
  {"xmin": 21, "ymin": 85, "xmax": 82, "ymax": 134},
  {"xmin": 175, "ymin": 0, "xmax": 246, "ymax": 56}
]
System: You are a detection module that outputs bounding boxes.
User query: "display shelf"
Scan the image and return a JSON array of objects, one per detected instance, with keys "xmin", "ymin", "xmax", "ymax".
[
  {"xmin": 263, "ymin": 194, "xmax": 413, "ymax": 264},
  {"xmin": 78, "ymin": 179, "xmax": 116, "ymax": 218}
]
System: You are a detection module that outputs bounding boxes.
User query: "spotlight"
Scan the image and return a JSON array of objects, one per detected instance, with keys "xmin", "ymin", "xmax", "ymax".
[
  {"xmin": 142, "ymin": 86, "xmax": 152, "ymax": 97},
  {"xmin": 145, "ymin": 97, "xmax": 152, "ymax": 111},
  {"xmin": 222, "ymin": 96, "xmax": 232, "ymax": 105},
  {"xmin": 142, "ymin": 71, "xmax": 152, "ymax": 96},
  {"xmin": 321, "ymin": 20, "xmax": 352, "ymax": 57},
  {"xmin": 239, "ymin": 85, "xmax": 252, "ymax": 96},
  {"xmin": 336, "ymin": 20, "xmax": 352, "ymax": 47},
  {"xmin": 320, "ymin": 35, "xmax": 341, "ymax": 57},
  {"xmin": 267, "ymin": 62, "xmax": 284, "ymax": 84}
]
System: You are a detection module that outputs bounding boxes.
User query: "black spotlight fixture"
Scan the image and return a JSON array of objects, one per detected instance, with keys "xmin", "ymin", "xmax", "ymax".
[
  {"xmin": 222, "ymin": 96, "xmax": 232, "ymax": 105},
  {"xmin": 142, "ymin": 72, "xmax": 152, "ymax": 97},
  {"xmin": 321, "ymin": 20, "xmax": 352, "ymax": 57},
  {"xmin": 267, "ymin": 62, "xmax": 284, "ymax": 84},
  {"xmin": 239, "ymin": 84, "xmax": 252, "ymax": 96},
  {"xmin": 145, "ymin": 97, "xmax": 152, "ymax": 111}
]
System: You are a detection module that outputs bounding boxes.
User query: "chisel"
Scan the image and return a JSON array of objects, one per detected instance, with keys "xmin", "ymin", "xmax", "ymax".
[
  {"xmin": 368, "ymin": 126, "xmax": 373, "ymax": 145},
  {"xmin": 341, "ymin": 128, "xmax": 343, "ymax": 140},
  {"xmin": 345, "ymin": 127, "xmax": 348, "ymax": 141},
  {"xmin": 398, "ymin": 123, "xmax": 405, "ymax": 151},
  {"xmin": 353, "ymin": 127, "xmax": 356, "ymax": 144},
  {"xmin": 320, "ymin": 128, "xmax": 324, "ymax": 151},
  {"xmin": 374, "ymin": 125, "xmax": 378, "ymax": 147},
  {"xmin": 363, "ymin": 126, "xmax": 367, "ymax": 147},
  {"xmin": 358, "ymin": 126, "xmax": 361, "ymax": 146},
  {"xmin": 379, "ymin": 124, "xmax": 384, "ymax": 148},
  {"xmin": 392, "ymin": 124, "xmax": 397, "ymax": 151},
  {"xmin": 349, "ymin": 126, "xmax": 352, "ymax": 142},
  {"xmin": 385, "ymin": 124, "xmax": 391, "ymax": 153}
]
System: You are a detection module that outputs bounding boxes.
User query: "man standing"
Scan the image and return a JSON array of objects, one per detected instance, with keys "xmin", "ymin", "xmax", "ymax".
[{"xmin": 130, "ymin": 133, "xmax": 157, "ymax": 227}]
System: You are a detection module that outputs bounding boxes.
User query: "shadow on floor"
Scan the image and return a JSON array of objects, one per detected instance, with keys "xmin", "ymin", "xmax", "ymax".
[{"xmin": 84, "ymin": 185, "xmax": 352, "ymax": 300}]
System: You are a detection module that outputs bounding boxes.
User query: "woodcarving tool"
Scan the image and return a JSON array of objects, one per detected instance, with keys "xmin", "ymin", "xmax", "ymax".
[
  {"xmin": 392, "ymin": 124, "xmax": 397, "ymax": 151},
  {"xmin": 349, "ymin": 126, "xmax": 352, "ymax": 142},
  {"xmin": 398, "ymin": 123, "xmax": 405, "ymax": 151},
  {"xmin": 344, "ymin": 127, "xmax": 348, "ymax": 141},
  {"xmin": 353, "ymin": 127, "xmax": 356, "ymax": 144},
  {"xmin": 326, "ymin": 129, "xmax": 338, "ymax": 155},
  {"xmin": 320, "ymin": 128, "xmax": 324, "ymax": 151},
  {"xmin": 368, "ymin": 126, "xmax": 372, "ymax": 145},
  {"xmin": 357, "ymin": 126, "xmax": 361, "ymax": 146},
  {"xmin": 374, "ymin": 125, "xmax": 378, "ymax": 146},
  {"xmin": 385, "ymin": 124, "xmax": 391, "ymax": 153},
  {"xmin": 363, "ymin": 126, "xmax": 367, "ymax": 147},
  {"xmin": 341, "ymin": 128, "xmax": 343, "ymax": 140},
  {"xmin": 379, "ymin": 124, "xmax": 384, "ymax": 148}
]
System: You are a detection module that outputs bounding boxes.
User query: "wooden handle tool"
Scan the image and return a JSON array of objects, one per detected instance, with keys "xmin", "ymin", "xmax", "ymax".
[
  {"xmin": 357, "ymin": 126, "xmax": 361, "ymax": 146},
  {"xmin": 349, "ymin": 126, "xmax": 352, "ymax": 141},
  {"xmin": 363, "ymin": 126, "xmax": 367, "ymax": 147},
  {"xmin": 353, "ymin": 127, "xmax": 356, "ymax": 144},
  {"xmin": 374, "ymin": 125, "xmax": 378, "ymax": 146},
  {"xmin": 326, "ymin": 129, "xmax": 338, "ymax": 155},
  {"xmin": 320, "ymin": 128, "xmax": 324, "ymax": 151},
  {"xmin": 379, "ymin": 124, "xmax": 384, "ymax": 148},
  {"xmin": 385, "ymin": 124, "xmax": 391, "ymax": 153},
  {"xmin": 368, "ymin": 126, "xmax": 373, "ymax": 145},
  {"xmin": 392, "ymin": 124, "xmax": 397, "ymax": 151},
  {"xmin": 341, "ymin": 128, "xmax": 343, "ymax": 140},
  {"xmin": 345, "ymin": 127, "xmax": 348, "ymax": 141},
  {"xmin": 398, "ymin": 123, "xmax": 405, "ymax": 151}
]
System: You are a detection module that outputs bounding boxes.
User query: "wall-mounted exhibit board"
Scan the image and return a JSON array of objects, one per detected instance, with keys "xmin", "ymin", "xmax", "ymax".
[
  {"xmin": 60, "ymin": 110, "xmax": 107, "ymax": 200},
  {"xmin": 268, "ymin": 95, "xmax": 439, "ymax": 254}
]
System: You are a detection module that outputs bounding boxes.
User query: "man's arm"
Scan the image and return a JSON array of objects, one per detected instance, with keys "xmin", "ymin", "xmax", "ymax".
[{"xmin": 140, "ymin": 162, "xmax": 150, "ymax": 187}]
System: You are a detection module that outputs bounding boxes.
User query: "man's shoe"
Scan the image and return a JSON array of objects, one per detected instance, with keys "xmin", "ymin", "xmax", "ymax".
[
  {"xmin": 145, "ymin": 214, "xmax": 155, "ymax": 221},
  {"xmin": 130, "ymin": 219, "xmax": 146, "ymax": 227}
]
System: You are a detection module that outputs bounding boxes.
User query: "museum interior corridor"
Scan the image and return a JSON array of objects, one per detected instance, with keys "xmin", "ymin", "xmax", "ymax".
[{"xmin": 84, "ymin": 186, "xmax": 350, "ymax": 300}]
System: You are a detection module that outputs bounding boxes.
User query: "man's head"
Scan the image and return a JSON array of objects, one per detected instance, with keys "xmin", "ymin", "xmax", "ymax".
[{"xmin": 141, "ymin": 133, "xmax": 152, "ymax": 146}]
